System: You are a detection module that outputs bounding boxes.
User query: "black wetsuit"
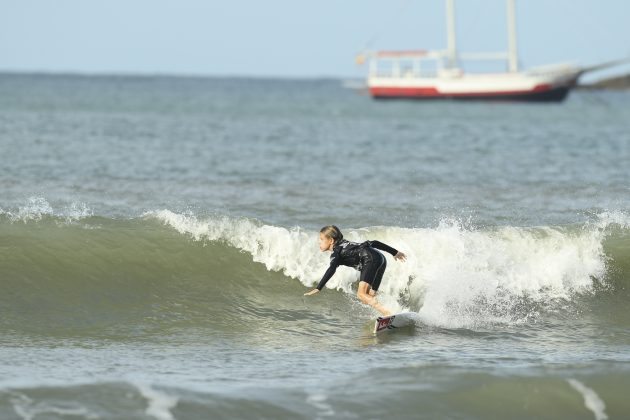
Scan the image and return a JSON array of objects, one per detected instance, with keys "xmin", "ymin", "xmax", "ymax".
[{"xmin": 316, "ymin": 239, "xmax": 399, "ymax": 291}]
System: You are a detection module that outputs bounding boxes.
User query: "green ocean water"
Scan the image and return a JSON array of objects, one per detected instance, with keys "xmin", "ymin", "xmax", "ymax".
[{"xmin": 1, "ymin": 73, "xmax": 630, "ymax": 419}]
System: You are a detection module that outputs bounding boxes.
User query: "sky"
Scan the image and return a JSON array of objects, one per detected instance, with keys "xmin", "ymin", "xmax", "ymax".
[{"xmin": 1, "ymin": 0, "xmax": 629, "ymax": 81}]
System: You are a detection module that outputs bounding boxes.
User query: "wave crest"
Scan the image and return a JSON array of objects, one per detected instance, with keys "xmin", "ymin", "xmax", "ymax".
[{"xmin": 0, "ymin": 197, "xmax": 92, "ymax": 223}]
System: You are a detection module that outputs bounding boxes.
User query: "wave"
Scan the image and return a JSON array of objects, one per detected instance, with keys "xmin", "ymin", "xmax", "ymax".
[
  {"xmin": 1, "ymin": 370, "xmax": 628, "ymax": 420},
  {"xmin": 146, "ymin": 209, "xmax": 630, "ymax": 328},
  {"xmin": 2, "ymin": 200, "xmax": 629, "ymax": 332}
]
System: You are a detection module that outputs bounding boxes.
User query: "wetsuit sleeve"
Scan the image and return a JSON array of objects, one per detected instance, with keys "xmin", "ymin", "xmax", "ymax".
[
  {"xmin": 366, "ymin": 240, "xmax": 399, "ymax": 256},
  {"xmin": 316, "ymin": 251, "xmax": 341, "ymax": 290}
]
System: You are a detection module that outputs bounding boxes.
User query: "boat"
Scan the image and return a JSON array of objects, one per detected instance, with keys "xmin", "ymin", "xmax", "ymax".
[{"xmin": 359, "ymin": 0, "xmax": 627, "ymax": 102}]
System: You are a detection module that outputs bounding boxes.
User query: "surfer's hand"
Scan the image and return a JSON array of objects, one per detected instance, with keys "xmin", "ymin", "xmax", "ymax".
[
  {"xmin": 394, "ymin": 252, "xmax": 407, "ymax": 262},
  {"xmin": 304, "ymin": 289, "xmax": 320, "ymax": 296}
]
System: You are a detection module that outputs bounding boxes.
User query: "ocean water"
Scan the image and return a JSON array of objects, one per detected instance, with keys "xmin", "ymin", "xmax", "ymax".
[{"xmin": 1, "ymin": 73, "xmax": 630, "ymax": 419}]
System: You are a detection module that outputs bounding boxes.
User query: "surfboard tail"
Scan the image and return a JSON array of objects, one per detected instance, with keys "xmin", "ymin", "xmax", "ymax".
[
  {"xmin": 374, "ymin": 315, "xmax": 396, "ymax": 333},
  {"xmin": 373, "ymin": 312, "xmax": 417, "ymax": 334}
]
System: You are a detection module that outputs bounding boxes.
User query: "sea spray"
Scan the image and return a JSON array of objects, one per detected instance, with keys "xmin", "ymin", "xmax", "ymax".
[
  {"xmin": 396, "ymin": 220, "xmax": 607, "ymax": 328},
  {"xmin": 0, "ymin": 197, "xmax": 93, "ymax": 224}
]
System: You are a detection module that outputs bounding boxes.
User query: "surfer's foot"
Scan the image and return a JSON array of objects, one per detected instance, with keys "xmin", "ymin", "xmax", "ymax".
[{"xmin": 368, "ymin": 290, "xmax": 376, "ymax": 297}]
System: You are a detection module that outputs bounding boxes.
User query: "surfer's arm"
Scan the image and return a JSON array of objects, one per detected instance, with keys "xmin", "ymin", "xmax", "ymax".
[
  {"xmin": 316, "ymin": 258, "xmax": 339, "ymax": 291},
  {"xmin": 366, "ymin": 240, "xmax": 398, "ymax": 255},
  {"xmin": 305, "ymin": 253, "xmax": 340, "ymax": 296},
  {"xmin": 367, "ymin": 240, "xmax": 407, "ymax": 262}
]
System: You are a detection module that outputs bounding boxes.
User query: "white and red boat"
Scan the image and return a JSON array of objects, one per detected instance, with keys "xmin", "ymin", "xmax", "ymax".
[{"xmin": 360, "ymin": 0, "xmax": 624, "ymax": 102}]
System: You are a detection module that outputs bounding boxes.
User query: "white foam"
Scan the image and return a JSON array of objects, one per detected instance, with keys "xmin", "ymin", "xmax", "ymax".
[
  {"xmin": 593, "ymin": 210, "xmax": 630, "ymax": 230},
  {"xmin": 1, "ymin": 197, "xmax": 93, "ymax": 223},
  {"xmin": 135, "ymin": 383, "xmax": 179, "ymax": 420},
  {"xmin": 403, "ymin": 220, "xmax": 608, "ymax": 328},
  {"xmin": 14, "ymin": 197, "xmax": 53, "ymax": 222},
  {"xmin": 65, "ymin": 201, "xmax": 94, "ymax": 220},
  {"xmin": 306, "ymin": 393, "xmax": 335, "ymax": 418},
  {"xmin": 567, "ymin": 379, "xmax": 608, "ymax": 420},
  {"xmin": 8, "ymin": 390, "xmax": 99, "ymax": 420},
  {"xmin": 148, "ymin": 210, "xmax": 618, "ymax": 327}
]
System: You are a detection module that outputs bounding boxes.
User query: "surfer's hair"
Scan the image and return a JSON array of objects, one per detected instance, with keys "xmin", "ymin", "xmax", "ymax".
[{"xmin": 320, "ymin": 225, "xmax": 343, "ymax": 244}]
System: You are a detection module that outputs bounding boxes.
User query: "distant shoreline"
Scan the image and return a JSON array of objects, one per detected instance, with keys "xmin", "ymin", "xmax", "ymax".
[
  {"xmin": 578, "ymin": 72, "xmax": 630, "ymax": 90},
  {"xmin": 0, "ymin": 70, "xmax": 347, "ymax": 83}
]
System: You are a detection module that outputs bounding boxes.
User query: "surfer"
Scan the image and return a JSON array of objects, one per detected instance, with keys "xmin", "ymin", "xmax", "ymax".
[{"xmin": 304, "ymin": 225, "xmax": 406, "ymax": 316}]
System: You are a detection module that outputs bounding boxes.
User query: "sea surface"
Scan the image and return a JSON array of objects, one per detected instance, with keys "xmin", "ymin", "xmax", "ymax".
[{"xmin": 1, "ymin": 73, "xmax": 629, "ymax": 419}]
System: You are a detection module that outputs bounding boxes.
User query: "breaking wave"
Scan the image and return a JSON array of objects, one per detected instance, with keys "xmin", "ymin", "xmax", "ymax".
[{"xmin": 2, "ymin": 199, "xmax": 629, "ymax": 332}]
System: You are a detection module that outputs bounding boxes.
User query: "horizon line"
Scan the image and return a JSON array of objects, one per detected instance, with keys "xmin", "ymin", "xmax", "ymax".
[{"xmin": 0, "ymin": 69, "xmax": 362, "ymax": 82}]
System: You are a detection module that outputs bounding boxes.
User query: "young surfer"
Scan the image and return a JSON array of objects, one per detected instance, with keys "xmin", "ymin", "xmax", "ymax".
[{"xmin": 304, "ymin": 225, "xmax": 406, "ymax": 316}]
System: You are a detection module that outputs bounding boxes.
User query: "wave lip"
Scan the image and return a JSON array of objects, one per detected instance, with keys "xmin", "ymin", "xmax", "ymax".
[{"xmin": 144, "ymin": 209, "xmax": 327, "ymax": 286}]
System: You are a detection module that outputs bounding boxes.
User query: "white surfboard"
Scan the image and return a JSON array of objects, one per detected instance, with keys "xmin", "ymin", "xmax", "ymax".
[{"xmin": 373, "ymin": 312, "xmax": 416, "ymax": 333}]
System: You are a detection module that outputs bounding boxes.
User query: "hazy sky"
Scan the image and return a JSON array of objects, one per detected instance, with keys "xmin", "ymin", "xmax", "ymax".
[{"xmin": 2, "ymin": 0, "xmax": 629, "ymax": 80}]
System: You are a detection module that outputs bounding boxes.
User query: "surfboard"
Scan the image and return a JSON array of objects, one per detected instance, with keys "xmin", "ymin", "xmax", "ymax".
[{"xmin": 373, "ymin": 312, "xmax": 416, "ymax": 333}]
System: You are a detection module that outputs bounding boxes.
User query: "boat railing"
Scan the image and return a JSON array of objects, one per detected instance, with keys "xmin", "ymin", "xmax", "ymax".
[
  {"xmin": 365, "ymin": 50, "xmax": 529, "ymax": 79},
  {"xmin": 366, "ymin": 50, "xmax": 445, "ymax": 79}
]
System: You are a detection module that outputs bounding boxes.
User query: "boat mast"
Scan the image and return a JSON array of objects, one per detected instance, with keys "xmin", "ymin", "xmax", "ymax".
[
  {"xmin": 445, "ymin": 0, "xmax": 458, "ymax": 69},
  {"xmin": 506, "ymin": 0, "xmax": 519, "ymax": 72}
]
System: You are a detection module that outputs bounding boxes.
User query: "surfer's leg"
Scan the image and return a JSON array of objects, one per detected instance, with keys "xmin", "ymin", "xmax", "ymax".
[
  {"xmin": 358, "ymin": 281, "xmax": 391, "ymax": 316},
  {"xmin": 358, "ymin": 252, "xmax": 391, "ymax": 315},
  {"xmin": 370, "ymin": 252, "xmax": 387, "ymax": 294}
]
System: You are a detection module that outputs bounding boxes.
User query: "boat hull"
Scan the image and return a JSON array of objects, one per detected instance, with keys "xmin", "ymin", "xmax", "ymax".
[
  {"xmin": 371, "ymin": 85, "xmax": 571, "ymax": 102},
  {"xmin": 368, "ymin": 71, "xmax": 579, "ymax": 103}
]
